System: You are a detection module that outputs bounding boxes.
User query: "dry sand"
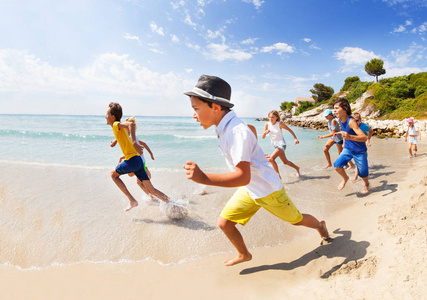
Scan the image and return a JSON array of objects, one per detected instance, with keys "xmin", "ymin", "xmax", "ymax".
[{"xmin": 1, "ymin": 139, "xmax": 426, "ymax": 299}]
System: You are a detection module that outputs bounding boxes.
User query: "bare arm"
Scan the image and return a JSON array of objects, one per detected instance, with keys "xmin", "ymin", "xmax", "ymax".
[
  {"xmin": 140, "ymin": 141, "xmax": 155, "ymax": 160},
  {"xmin": 262, "ymin": 123, "xmax": 269, "ymax": 139},
  {"xmin": 110, "ymin": 139, "xmax": 118, "ymax": 147},
  {"xmin": 280, "ymin": 123, "xmax": 299, "ymax": 144},
  {"xmin": 366, "ymin": 128, "xmax": 373, "ymax": 146},
  {"xmin": 122, "ymin": 122, "xmax": 143, "ymax": 155},
  {"xmin": 319, "ymin": 120, "xmax": 336, "ymax": 139},
  {"xmin": 183, "ymin": 161, "xmax": 251, "ymax": 187},
  {"xmin": 341, "ymin": 119, "xmax": 367, "ymax": 142}
]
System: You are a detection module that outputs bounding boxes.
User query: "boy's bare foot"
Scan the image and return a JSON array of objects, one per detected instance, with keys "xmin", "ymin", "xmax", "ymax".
[
  {"xmin": 125, "ymin": 200, "xmax": 139, "ymax": 212},
  {"xmin": 360, "ymin": 183, "xmax": 370, "ymax": 194},
  {"xmin": 296, "ymin": 166, "xmax": 301, "ymax": 177},
  {"xmin": 223, "ymin": 253, "xmax": 252, "ymax": 266},
  {"xmin": 337, "ymin": 176, "xmax": 349, "ymax": 190},
  {"xmin": 318, "ymin": 221, "xmax": 333, "ymax": 245},
  {"xmin": 323, "ymin": 164, "xmax": 332, "ymax": 169}
]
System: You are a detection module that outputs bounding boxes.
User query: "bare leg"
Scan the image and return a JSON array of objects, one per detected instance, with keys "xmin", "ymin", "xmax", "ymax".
[
  {"xmin": 360, "ymin": 176, "xmax": 370, "ymax": 194},
  {"xmin": 323, "ymin": 139, "xmax": 335, "ymax": 168},
  {"xmin": 111, "ymin": 170, "xmax": 138, "ymax": 212},
  {"xmin": 136, "ymin": 179, "xmax": 156, "ymax": 201},
  {"xmin": 294, "ymin": 214, "xmax": 330, "ymax": 240},
  {"xmin": 142, "ymin": 180, "xmax": 170, "ymax": 203},
  {"xmin": 268, "ymin": 149, "xmax": 282, "ymax": 179},
  {"xmin": 336, "ymin": 144, "xmax": 343, "ymax": 155},
  {"xmin": 408, "ymin": 143, "xmax": 413, "ymax": 157},
  {"xmin": 217, "ymin": 217, "xmax": 252, "ymax": 266},
  {"xmin": 351, "ymin": 167, "xmax": 359, "ymax": 182},
  {"xmin": 277, "ymin": 150, "xmax": 300, "ymax": 176},
  {"xmin": 335, "ymin": 167, "xmax": 349, "ymax": 190}
]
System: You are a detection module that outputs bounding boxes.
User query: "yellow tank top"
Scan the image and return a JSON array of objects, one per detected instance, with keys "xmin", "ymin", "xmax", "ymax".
[{"xmin": 113, "ymin": 122, "xmax": 139, "ymax": 160}]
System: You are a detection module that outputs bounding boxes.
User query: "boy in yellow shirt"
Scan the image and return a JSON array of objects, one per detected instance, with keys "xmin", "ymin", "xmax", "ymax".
[{"xmin": 106, "ymin": 102, "xmax": 170, "ymax": 211}]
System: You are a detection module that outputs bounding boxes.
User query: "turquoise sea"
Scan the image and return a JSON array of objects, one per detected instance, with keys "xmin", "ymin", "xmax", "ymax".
[{"xmin": 0, "ymin": 114, "xmax": 326, "ymax": 170}]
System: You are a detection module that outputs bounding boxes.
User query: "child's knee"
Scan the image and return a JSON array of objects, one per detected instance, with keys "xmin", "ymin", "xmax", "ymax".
[
  {"xmin": 217, "ymin": 216, "xmax": 234, "ymax": 231},
  {"xmin": 111, "ymin": 170, "xmax": 119, "ymax": 179}
]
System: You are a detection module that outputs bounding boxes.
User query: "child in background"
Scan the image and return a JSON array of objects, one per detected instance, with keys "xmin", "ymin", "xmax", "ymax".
[
  {"xmin": 351, "ymin": 113, "xmax": 374, "ymax": 182},
  {"xmin": 262, "ymin": 110, "xmax": 300, "ymax": 179},
  {"xmin": 332, "ymin": 98, "xmax": 369, "ymax": 194},
  {"xmin": 183, "ymin": 75, "xmax": 331, "ymax": 266},
  {"xmin": 106, "ymin": 102, "xmax": 171, "ymax": 211},
  {"xmin": 405, "ymin": 118, "xmax": 421, "ymax": 157},
  {"xmin": 318, "ymin": 109, "xmax": 344, "ymax": 169},
  {"xmin": 111, "ymin": 116, "xmax": 155, "ymax": 200}
]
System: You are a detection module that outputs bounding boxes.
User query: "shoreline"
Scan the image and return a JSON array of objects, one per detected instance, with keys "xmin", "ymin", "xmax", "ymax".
[{"xmin": 0, "ymin": 138, "xmax": 426, "ymax": 298}]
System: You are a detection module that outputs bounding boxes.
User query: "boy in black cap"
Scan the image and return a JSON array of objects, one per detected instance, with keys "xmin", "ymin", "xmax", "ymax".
[{"xmin": 183, "ymin": 75, "xmax": 331, "ymax": 266}]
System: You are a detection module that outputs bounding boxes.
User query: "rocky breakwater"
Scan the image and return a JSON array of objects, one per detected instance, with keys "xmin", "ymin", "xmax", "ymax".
[{"xmin": 280, "ymin": 91, "xmax": 427, "ymax": 139}]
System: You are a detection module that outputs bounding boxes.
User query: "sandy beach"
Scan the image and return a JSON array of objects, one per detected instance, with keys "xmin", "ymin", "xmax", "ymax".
[{"xmin": 1, "ymin": 137, "xmax": 426, "ymax": 299}]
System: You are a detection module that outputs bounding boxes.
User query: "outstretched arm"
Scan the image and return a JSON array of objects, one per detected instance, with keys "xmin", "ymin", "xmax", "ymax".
[
  {"xmin": 280, "ymin": 123, "xmax": 299, "ymax": 144},
  {"xmin": 140, "ymin": 141, "xmax": 155, "ymax": 160},
  {"xmin": 183, "ymin": 161, "xmax": 251, "ymax": 187}
]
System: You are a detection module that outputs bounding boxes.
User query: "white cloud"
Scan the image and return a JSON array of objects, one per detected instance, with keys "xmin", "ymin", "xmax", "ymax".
[
  {"xmin": 0, "ymin": 49, "xmax": 193, "ymax": 115},
  {"xmin": 393, "ymin": 25, "xmax": 407, "ymax": 33},
  {"xmin": 302, "ymin": 38, "xmax": 311, "ymax": 43},
  {"xmin": 204, "ymin": 43, "xmax": 252, "ymax": 62},
  {"xmin": 185, "ymin": 68, "xmax": 193, "ymax": 73},
  {"xmin": 242, "ymin": 0, "xmax": 265, "ymax": 9},
  {"xmin": 261, "ymin": 43, "xmax": 295, "ymax": 55},
  {"xmin": 207, "ymin": 29, "xmax": 226, "ymax": 43},
  {"xmin": 335, "ymin": 47, "xmax": 377, "ymax": 72},
  {"xmin": 150, "ymin": 22, "xmax": 165, "ymax": 36},
  {"xmin": 241, "ymin": 38, "xmax": 258, "ymax": 45},
  {"xmin": 171, "ymin": 34, "xmax": 180, "ymax": 43},
  {"xmin": 184, "ymin": 14, "xmax": 197, "ymax": 28}
]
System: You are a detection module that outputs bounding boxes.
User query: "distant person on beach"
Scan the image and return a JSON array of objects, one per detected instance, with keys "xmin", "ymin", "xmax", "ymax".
[
  {"xmin": 351, "ymin": 113, "xmax": 373, "ymax": 182},
  {"xmin": 405, "ymin": 118, "xmax": 421, "ymax": 158},
  {"xmin": 262, "ymin": 110, "xmax": 300, "ymax": 179},
  {"xmin": 106, "ymin": 102, "xmax": 171, "ymax": 211},
  {"xmin": 183, "ymin": 75, "xmax": 331, "ymax": 266},
  {"xmin": 318, "ymin": 109, "xmax": 344, "ymax": 169},
  {"xmin": 111, "ymin": 116, "xmax": 156, "ymax": 200},
  {"xmin": 332, "ymin": 98, "xmax": 369, "ymax": 194}
]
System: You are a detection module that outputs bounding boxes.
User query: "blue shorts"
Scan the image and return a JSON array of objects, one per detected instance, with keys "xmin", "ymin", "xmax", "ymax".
[
  {"xmin": 334, "ymin": 148, "xmax": 369, "ymax": 178},
  {"xmin": 115, "ymin": 155, "xmax": 149, "ymax": 181},
  {"xmin": 274, "ymin": 144, "xmax": 286, "ymax": 152}
]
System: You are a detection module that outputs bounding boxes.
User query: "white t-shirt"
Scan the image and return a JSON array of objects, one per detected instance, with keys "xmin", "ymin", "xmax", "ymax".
[
  {"xmin": 267, "ymin": 121, "xmax": 286, "ymax": 147},
  {"xmin": 215, "ymin": 111, "xmax": 282, "ymax": 199},
  {"xmin": 408, "ymin": 125, "xmax": 419, "ymax": 136}
]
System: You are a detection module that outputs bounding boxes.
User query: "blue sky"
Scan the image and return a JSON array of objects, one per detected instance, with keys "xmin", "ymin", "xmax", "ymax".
[{"xmin": 1, "ymin": 0, "xmax": 426, "ymax": 117}]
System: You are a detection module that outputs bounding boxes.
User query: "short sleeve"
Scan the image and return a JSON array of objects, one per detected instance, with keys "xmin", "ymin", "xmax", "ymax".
[{"xmin": 228, "ymin": 126, "xmax": 255, "ymax": 167}]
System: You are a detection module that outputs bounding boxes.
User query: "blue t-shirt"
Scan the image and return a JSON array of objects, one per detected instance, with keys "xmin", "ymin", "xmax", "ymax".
[
  {"xmin": 339, "ymin": 117, "xmax": 367, "ymax": 154},
  {"xmin": 359, "ymin": 123, "xmax": 370, "ymax": 136}
]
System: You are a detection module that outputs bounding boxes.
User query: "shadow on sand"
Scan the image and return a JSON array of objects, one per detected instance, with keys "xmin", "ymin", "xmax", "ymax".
[
  {"xmin": 240, "ymin": 228, "xmax": 369, "ymax": 278},
  {"xmin": 133, "ymin": 216, "xmax": 216, "ymax": 231}
]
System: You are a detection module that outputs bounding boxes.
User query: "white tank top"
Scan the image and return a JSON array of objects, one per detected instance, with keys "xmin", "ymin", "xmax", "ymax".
[{"xmin": 268, "ymin": 121, "xmax": 286, "ymax": 147}]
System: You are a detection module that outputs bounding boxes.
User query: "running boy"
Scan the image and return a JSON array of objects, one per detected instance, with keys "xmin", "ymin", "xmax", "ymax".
[
  {"xmin": 332, "ymin": 98, "xmax": 369, "ymax": 194},
  {"xmin": 106, "ymin": 102, "xmax": 170, "ymax": 211},
  {"xmin": 183, "ymin": 75, "xmax": 331, "ymax": 266},
  {"xmin": 351, "ymin": 113, "xmax": 373, "ymax": 182}
]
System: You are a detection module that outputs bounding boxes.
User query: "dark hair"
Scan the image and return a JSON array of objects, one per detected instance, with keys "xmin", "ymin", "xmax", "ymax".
[
  {"xmin": 333, "ymin": 98, "xmax": 352, "ymax": 115},
  {"xmin": 198, "ymin": 97, "xmax": 230, "ymax": 112},
  {"xmin": 109, "ymin": 102, "xmax": 123, "ymax": 122}
]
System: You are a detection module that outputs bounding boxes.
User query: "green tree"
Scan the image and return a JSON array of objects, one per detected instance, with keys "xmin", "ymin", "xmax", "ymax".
[
  {"xmin": 341, "ymin": 76, "xmax": 360, "ymax": 91},
  {"xmin": 280, "ymin": 101, "xmax": 294, "ymax": 111},
  {"xmin": 365, "ymin": 58, "xmax": 386, "ymax": 82},
  {"xmin": 310, "ymin": 83, "xmax": 334, "ymax": 104}
]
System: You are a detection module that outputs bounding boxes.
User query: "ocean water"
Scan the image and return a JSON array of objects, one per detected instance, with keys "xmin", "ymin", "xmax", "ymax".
[
  {"xmin": 0, "ymin": 114, "xmax": 325, "ymax": 170},
  {"xmin": 0, "ymin": 114, "xmax": 410, "ymax": 270}
]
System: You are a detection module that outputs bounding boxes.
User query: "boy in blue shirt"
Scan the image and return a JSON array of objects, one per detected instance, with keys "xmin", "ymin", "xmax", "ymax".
[
  {"xmin": 351, "ymin": 113, "xmax": 373, "ymax": 182},
  {"xmin": 183, "ymin": 75, "xmax": 331, "ymax": 266}
]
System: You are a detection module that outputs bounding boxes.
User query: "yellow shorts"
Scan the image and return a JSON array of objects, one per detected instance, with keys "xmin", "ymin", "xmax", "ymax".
[{"xmin": 220, "ymin": 187, "xmax": 303, "ymax": 226}]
